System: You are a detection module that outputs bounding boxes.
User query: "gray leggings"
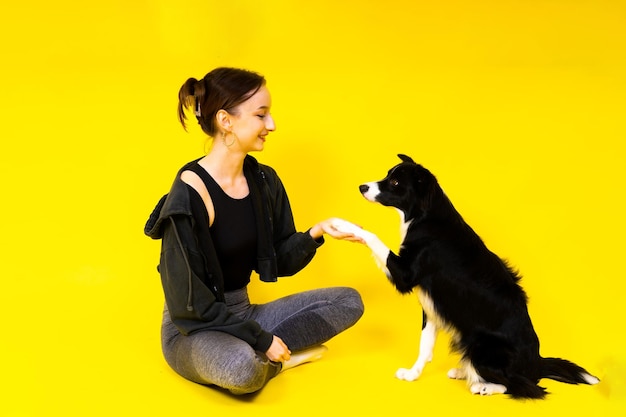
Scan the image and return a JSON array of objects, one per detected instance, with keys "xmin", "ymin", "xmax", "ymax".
[{"xmin": 161, "ymin": 286, "xmax": 364, "ymax": 395}]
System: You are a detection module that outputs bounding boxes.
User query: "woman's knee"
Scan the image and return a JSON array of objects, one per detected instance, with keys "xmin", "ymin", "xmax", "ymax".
[
  {"xmin": 322, "ymin": 286, "xmax": 364, "ymax": 331},
  {"xmin": 222, "ymin": 351, "xmax": 279, "ymax": 395},
  {"xmin": 338, "ymin": 286, "xmax": 365, "ymax": 317},
  {"xmin": 191, "ymin": 341, "xmax": 278, "ymax": 394}
]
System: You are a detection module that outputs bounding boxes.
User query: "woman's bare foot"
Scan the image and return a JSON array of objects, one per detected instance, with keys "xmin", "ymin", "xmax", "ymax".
[{"xmin": 281, "ymin": 345, "xmax": 328, "ymax": 371}]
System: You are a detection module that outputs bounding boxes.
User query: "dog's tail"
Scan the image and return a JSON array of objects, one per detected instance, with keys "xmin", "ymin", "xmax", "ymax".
[{"xmin": 539, "ymin": 357, "xmax": 600, "ymax": 385}]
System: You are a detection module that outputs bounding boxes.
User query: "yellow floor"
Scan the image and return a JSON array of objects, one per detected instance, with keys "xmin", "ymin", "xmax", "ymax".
[
  {"xmin": 3, "ymin": 249, "xmax": 623, "ymax": 416},
  {"xmin": 2, "ymin": 1, "xmax": 626, "ymax": 415}
]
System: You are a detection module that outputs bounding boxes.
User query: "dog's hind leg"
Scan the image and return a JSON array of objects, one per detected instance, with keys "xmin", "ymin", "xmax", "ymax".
[
  {"xmin": 447, "ymin": 357, "xmax": 473, "ymax": 381},
  {"xmin": 470, "ymin": 382, "xmax": 508, "ymax": 396},
  {"xmin": 447, "ymin": 367, "xmax": 467, "ymax": 380},
  {"xmin": 451, "ymin": 361, "xmax": 509, "ymax": 396},
  {"xmin": 396, "ymin": 317, "xmax": 437, "ymax": 381}
]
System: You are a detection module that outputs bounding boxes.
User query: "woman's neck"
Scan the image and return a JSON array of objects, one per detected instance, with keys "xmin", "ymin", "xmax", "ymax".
[{"xmin": 199, "ymin": 148, "xmax": 249, "ymax": 195}]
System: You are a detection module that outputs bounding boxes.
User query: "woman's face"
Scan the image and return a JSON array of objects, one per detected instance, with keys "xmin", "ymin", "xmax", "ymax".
[{"xmin": 230, "ymin": 85, "xmax": 276, "ymax": 152}]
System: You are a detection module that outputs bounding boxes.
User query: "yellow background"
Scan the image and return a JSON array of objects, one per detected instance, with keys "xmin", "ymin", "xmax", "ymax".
[{"xmin": 1, "ymin": 0, "xmax": 624, "ymax": 415}]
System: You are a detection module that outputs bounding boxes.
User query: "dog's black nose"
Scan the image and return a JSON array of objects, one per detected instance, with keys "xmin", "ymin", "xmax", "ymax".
[{"xmin": 359, "ymin": 184, "xmax": 369, "ymax": 194}]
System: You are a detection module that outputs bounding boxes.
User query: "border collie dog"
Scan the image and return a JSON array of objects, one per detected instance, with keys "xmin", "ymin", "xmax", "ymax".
[{"xmin": 333, "ymin": 154, "xmax": 599, "ymax": 399}]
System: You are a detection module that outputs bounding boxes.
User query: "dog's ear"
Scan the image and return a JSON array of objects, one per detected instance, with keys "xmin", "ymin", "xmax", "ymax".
[{"xmin": 398, "ymin": 154, "xmax": 415, "ymax": 164}]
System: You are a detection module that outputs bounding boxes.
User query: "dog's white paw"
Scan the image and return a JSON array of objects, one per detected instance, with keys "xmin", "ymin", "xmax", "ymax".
[
  {"xmin": 395, "ymin": 367, "xmax": 421, "ymax": 382},
  {"xmin": 331, "ymin": 218, "xmax": 362, "ymax": 234},
  {"xmin": 330, "ymin": 218, "xmax": 372, "ymax": 240},
  {"xmin": 470, "ymin": 382, "xmax": 507, "ymax": 396}
]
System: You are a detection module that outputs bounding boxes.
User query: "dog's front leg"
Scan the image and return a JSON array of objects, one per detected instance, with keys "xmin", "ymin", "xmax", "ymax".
[
  {"xmin": 330, "ymin": 219, "xmax": 391, "ymax": 271},
  {"xmin": 396, "ymin": 315, "xmax": 437, "ymax": 382}
]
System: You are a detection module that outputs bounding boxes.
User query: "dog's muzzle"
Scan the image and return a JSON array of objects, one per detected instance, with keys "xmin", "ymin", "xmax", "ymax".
[{"xmin": 359, "ymin": 182, "xmax": 380, "ymax": 202}]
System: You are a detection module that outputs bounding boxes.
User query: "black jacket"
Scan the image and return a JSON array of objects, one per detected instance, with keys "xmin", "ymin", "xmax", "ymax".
[{"xmin": 144, "ymin": 155, "xmax": 323, "ymax": 352}]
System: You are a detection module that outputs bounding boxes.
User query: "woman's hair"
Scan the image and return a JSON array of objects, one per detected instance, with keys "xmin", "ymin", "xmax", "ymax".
[{"xmin": 177, "ymin": 67, "xmax": 266, "ymax": 136}]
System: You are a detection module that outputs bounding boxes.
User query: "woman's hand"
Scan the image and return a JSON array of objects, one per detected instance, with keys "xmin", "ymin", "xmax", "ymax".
[
  {"xmin": 265, "ymin": 335, "xmax": 291, "ymax": 363},
  {"xmin": 309, "ymin": 217, "xmax": 365, "ymax": 243}
]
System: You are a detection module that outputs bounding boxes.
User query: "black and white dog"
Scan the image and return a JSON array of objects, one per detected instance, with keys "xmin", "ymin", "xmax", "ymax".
[{"xmin": 333, "ymin": 154, "xmax": 599, "ymax": 399}]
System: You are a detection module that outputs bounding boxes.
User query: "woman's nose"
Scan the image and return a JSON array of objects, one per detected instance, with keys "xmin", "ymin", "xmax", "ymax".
[{"xmin": 266, "ymin": 115, "xmax": 276, "ymax": 131}]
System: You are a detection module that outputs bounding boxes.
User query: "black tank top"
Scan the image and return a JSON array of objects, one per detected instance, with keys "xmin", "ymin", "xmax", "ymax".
[{"xmin": 188, "ymin": 163, "xmax": 257, "ymax": 291}]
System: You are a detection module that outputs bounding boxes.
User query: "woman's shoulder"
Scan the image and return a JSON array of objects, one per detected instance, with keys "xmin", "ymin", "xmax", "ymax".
[{"xmin": 177, "ymin": 157, "xmax": 204, "ymax": 174}]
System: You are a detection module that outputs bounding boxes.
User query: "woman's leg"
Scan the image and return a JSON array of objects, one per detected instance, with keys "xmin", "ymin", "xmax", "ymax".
[
  {"xmin": 159, "ymin": 287, "xmax": 363, "ymax": 392},
  {"xmin": 161, "ymin": 306, "xmax": 280, "ymax": 395},
  {"xmin": 247, "ymin": 287, "xmax": 364, "ymax": 352}
]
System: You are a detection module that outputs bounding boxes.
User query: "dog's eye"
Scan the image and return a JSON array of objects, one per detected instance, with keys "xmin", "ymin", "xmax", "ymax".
[{"xmin": 389, "ymin": 179, "xmax": 399, "ymax": 187}]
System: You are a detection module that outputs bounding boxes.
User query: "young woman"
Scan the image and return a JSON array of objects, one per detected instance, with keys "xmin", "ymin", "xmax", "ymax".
[{"xmin": 144, "ymin": 67, "xmax": 364, "ymax": 395}]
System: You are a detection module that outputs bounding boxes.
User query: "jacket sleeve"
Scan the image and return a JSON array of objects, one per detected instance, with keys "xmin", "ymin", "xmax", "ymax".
[
  {"xmin": 159, "ymin": 215, "xmax": 273, "ymax": 352},
  {"xmin": 264, "ymin": 167, "xmax": 324, "ymax": 276}
]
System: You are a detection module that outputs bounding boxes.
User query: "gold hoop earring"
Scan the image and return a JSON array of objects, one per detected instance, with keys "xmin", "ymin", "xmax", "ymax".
[{"xmin": 223, "ymin": 131, "xmax": 236, "ymax": 147}]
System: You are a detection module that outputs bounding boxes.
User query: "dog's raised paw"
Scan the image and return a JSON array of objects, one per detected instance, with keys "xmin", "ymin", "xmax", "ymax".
[
  {"xmin": 395, "ymin": 367, "xmax": 421, "ymax": 382},
  {"xmin": 330, "ymin": 218, "xmax": 362, "ymax": 234}
]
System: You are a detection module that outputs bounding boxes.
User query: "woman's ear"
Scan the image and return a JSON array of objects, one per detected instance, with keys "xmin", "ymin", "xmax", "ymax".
[{"xmin": 215, "ymin": 109, "xmax": 232, "ymax": 131}]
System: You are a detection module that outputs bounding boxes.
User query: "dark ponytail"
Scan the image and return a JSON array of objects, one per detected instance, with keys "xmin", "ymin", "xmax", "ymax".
[
  {"xmin": 177, "ymin": 77, "xmax": 202, "ymax": 131},
  {"xmin": 177, "ymin": 67, "xmax": 265, "ymax": 137}
]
